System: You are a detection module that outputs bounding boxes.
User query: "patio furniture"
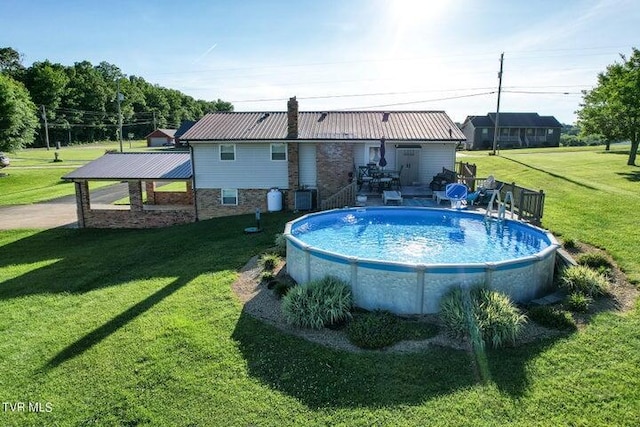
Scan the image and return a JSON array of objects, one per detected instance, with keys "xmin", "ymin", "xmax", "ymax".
[
  {"xmin": 383, "ymin": 190, "xmax": 403, "ymax": 205},
  {"xmin": 433, "ymin": 191, "xmax": 449, "ymax": 204},
  {"xmin": 429, "ymin": 168, "xmax": 457, "ymax": 191},
  {"xmin": 445, "ymin": 183, "xmax": 468, "ymax": 209}
]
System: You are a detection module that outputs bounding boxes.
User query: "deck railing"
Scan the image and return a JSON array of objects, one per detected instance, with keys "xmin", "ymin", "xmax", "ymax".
[
  {"xmin": 470, "ymin": 178, "xmax": 545, "ymax": 225},
  {"xmin": 320, "ymin": 180, "xmax": 358, "ymax": 210}
]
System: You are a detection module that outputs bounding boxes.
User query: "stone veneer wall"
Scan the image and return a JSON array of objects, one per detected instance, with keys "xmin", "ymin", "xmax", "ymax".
[
  {"xmin": 286, "ymin": 142, "xmax": 299, "ymax": 210},
  {"xmin": 196, "ymin": 188, "xmax": 279, "ymax": 220},
  {"xmin": 316, "ymin": 141, "xmax": 355, "ymax": 201}
]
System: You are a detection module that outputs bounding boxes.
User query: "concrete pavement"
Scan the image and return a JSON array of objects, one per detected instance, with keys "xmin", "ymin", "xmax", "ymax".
[{"xmin": 0, "ymin": 183, "xmax": 130, "ymax": 230}]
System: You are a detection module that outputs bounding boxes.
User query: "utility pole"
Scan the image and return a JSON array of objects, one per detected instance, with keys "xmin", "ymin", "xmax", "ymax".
[
  {"xmin": 152, "ymin": 111, "xmax": 156, "ymax": 130},
  {"xmin": 41, "ymin": 105, "xmax": 50, "ymax": 150},
  {"xmin": 491, "ymin": 52, "xmax": 504, "ymax": 156},
  {"xmin": 117, "ymin": 80, "xmax": 124, "ymax": 152}
]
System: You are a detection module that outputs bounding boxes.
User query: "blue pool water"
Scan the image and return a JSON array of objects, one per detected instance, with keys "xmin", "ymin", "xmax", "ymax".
[{"xmin": 290, "ymin": 208, "xmax": 552, "ymax": 265}]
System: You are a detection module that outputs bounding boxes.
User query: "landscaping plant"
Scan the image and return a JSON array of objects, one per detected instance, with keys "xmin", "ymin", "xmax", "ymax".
[
  {"xmin": 440, "ymin": 286, "xmax": 527, "ymax": 348},
  {"xmin": 566, "ymin": 292, "xmax": 592, "ymax": 313},
  {"xmin": 281, "ymin": 276, "xmax": 352, "ymax": 329},
  {"xmin": 527, "ymin": 305, "xmax": 577, "ymax": 331},
  {"xmin": 560, "ymin": 265, "xmax": 610, "ymax": 297}
]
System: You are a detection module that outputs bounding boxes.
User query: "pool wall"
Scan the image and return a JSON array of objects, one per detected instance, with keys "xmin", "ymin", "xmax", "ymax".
[{"xmin": 285, "ymin": 208, "xmax": 559, "ymax": 315}]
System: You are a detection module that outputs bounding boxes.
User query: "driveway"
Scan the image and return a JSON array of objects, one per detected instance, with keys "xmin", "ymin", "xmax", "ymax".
[{"xmin": 0, "ymin": 183, "xmax": 129, "ymax": 230}]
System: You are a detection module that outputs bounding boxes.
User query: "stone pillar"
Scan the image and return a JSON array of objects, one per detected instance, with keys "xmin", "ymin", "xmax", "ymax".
[
  {"xmin": 145, "ymin": 181, "xmax": 156, "ymax": 205},
  {"xmin": 128, "ymin": 180, "xmax": 143, "ymax": 211},
  {"xmin": 75, "ymin": 181, "xmax": 90, "ymax": 228}
]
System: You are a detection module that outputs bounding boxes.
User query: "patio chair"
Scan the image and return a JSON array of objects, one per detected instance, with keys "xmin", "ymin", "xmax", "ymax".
[{"xmin": 445, "ymin": 183, "xmax": 468, "ymax": 209}]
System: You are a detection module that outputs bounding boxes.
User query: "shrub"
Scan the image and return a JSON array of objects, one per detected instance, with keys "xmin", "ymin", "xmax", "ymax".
[
  {"xmin": 527, "ymin": 305, "xmax": 577, "ymax": 330},
  {"xmin": 439, "ymin": 286, "xmax": 527, "ymax": 348},
  {"xmin": 274, "ymin": 233, "xmax": 287, "ymax": 257},
  {"xmin": 560, "ymin": 265, "xmax": 609, "ymax": 297},
  {"xmin": 347, "ymin": 310, "xmax": 402, "ymax": 349},
  {"xmin": 577, "ymin": 252, "xmax": 612, "ymax": 273},
  {"xmin": 261, "ymin": 271, "xmax": 275, "ymax": 283},
  {"xmin": 563, "ymin": 238, "xmax": 577, "ymax": 250},
  {"xmin": 259, "ymin": 253, "xmax": 280, "ymax": 271},
  {"xmin": 281, "ymin": 277, "xmax": 352, "ymax": 329},
  {"xmin": 566, "ymin": 292, "xmax": 591, "ymax": 313},
  {"xmin": 273, "ymin": 280, "xmax": 293, "ymax": 298}
]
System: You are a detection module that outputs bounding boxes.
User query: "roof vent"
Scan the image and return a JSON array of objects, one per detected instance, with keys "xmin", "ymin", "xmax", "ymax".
[
  {"xmin": 382, "ymin": 112, "xmax": 390, "ymax": 122},
  {"xmin": 319, "ymin": 112, "xmax": 328, "ymax": 122}
]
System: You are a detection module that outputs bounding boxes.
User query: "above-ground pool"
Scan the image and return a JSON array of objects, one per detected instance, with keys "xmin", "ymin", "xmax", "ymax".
[{"xmin": 284, "ymin": 207, "xmax": 559, "ymax": 314}]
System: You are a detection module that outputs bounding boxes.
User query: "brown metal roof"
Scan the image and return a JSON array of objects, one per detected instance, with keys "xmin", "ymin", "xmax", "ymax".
[
  {"xmin": 182, "ymin": 111, "xmax": 465, "ymax": 141},
  {"xmin": 62, "ymin": 152, "xmax": 192, "ymax": 181}
]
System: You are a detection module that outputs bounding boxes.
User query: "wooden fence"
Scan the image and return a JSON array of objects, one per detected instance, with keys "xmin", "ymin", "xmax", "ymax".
[{"xmin": 471, "ymin": 177, "xmax": 545, "ymax": 225}]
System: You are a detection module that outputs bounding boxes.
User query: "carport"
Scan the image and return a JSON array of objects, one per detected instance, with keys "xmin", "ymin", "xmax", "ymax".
[{"xmin": 63, "ymin": 152, "xmax": 196, "ymax": 228}]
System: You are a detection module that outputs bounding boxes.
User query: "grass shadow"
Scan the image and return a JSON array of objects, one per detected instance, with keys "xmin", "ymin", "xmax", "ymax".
[
  {"xmin": 46, "ymin": 275, "xmax": 192, "ymax": 368},
  {"xmin": 616, "ymin": 171, "xmax": 640, "ymax": 182},
  {"xmin": 231, "ymin": 303, "xmax": 569, "ymax": 407},
  {"xmin": 500, "ymin": 156, "xmax": 598, "ymax": 190},
  {"xmin": 1, "ymin": 212, "xmax": 296, "ymax": 370}
]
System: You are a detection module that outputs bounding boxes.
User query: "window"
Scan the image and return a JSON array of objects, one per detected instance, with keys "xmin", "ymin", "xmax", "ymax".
[
  {"xmin": 481, "ymin": 128, "xmax": 489, "ymax": 136},
  {"xmin": 547, "ymin": 128, "xmax": 554, "ymax": 135},
  {"xmin": 220, "ymin": 144, "xmax": 235, "ymax": 161},
  {"xmin": 271, "ymin": 143, "xmax": 287, "ymax": 161},
  {"xmin": 221, "ymin": 189, "xmax": 238, "ymax": 205}
]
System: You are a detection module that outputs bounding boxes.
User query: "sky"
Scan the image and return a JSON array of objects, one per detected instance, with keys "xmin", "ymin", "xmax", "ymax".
[{"xmin": 1, "ymin": 0, "xmax": 638, "ymax": 124}]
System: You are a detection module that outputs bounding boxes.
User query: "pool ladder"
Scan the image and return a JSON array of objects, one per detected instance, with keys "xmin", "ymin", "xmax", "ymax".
[{"xmin": 485, "ymin": 190, "xmax": 514, "ymax": 221}]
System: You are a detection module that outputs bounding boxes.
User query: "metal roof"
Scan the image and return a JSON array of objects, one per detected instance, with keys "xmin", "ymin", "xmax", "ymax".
[
  {"xmin": 62, "ymin": 152, "xmax": 192, "ymax": 181},
  {"xmin": 487, "ymin": 113, "xmax": 562, "ymax": 128},
  {"xmin": 181, "ymin": 111, "xmax": 466, "ymax": 141}
]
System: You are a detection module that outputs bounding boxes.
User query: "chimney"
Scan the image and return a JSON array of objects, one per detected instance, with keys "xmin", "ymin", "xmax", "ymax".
[{"xmin": 287, "ymin": 96, "xmax": 298, "ymax": 139}]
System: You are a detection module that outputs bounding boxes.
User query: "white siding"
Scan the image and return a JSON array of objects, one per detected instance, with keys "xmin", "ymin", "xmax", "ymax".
[
  {"xmin": 420, "ymin": 143, "xmax": 456, "ymax": 183},
  {"xmin": 298, "ymin": 143, "xmax": 317, "ymax": 188},
  {"xmin": 193, "ymin": 143, "xmax": 288, "ymax": 189}
]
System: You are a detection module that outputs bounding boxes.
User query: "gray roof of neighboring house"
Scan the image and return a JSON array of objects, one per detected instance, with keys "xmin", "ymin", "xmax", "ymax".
[
  {"xmin": 181, "ymin": 111, "xmax": 466, "ymax": 141},
  {"xmin": 464, "ymin": 113, "xmax": 562, "ymax": 128},
  {"xmin": 487, "ymin": 113, "xmax": 562, "ymax": 128},
  {"xmin": 174, "ymin": 121, "xmax": 196, "ymax": 138},
  {"xmin": 463, "ymin": 115, "xmax": 494, "ymax": 128},
  {"xmin": 62, "ymin": 152, "xmax": 192, "ymax": 181}
]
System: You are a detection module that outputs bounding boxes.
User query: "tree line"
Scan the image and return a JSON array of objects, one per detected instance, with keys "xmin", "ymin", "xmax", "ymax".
[{"xmin": 0, "ymin": 47, "xmax": 232, "ymax": 152}]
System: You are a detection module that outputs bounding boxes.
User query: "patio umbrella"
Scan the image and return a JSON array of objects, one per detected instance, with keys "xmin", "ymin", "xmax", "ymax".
[{"xmin": 378, "ymin": 138, "xmax": 387, "ymax": 169}]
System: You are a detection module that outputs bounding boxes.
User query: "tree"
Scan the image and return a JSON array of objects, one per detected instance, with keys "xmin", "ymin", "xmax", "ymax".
[
  {"xmin": 0, "ymin": 47, "xmax": 26, "ymax": 79},
  {"xmin": 0, "ymin": 74, "xmax": 38, "ymax": 151},
  {"xmin": 577, "ymin": 48, "xmax": 640, "ymax": 165}
]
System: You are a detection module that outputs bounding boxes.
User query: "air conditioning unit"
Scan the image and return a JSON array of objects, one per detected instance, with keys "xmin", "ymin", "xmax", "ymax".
[{"xmin": 295, "ymin": 190, "xmax": 316, "ymax": 211}]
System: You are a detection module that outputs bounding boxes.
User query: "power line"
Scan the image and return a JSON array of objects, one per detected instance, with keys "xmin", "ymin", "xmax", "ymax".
[{"xmin": 337, "ymin": 92, "xmax": 496, "ymax": 111}]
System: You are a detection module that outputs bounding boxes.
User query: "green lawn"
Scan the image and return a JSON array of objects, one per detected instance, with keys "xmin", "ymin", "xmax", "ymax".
[
  {"xmin": 0, "ymin": 146, "xmax": 639, "ymax": 425},
  {"xmin": 461, "ymin": 144, "xmax": 640, "ymax": 283}
]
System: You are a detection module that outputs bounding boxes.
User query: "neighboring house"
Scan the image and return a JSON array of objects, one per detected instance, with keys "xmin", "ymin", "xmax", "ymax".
[
  {"xmin": 146, "ymin": 128, "xmax": 177, "ymax": 147},
  {"xmin": 174, "ymin": 121, "xmax": 196, "ymax": 147},
  {"xmin": 460, "ymin": 113, "xmax": 562, "ymax": 150},
  {"xmin": 181, "ymin": 97, "xmax": 466, "ymax": 220}
]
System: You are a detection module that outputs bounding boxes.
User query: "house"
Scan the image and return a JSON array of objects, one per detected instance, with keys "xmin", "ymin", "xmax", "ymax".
[
  {"xmin": 460, "ymin": 113, "xmax": 562, "ymax": 150},
  {"xmin": 181, "ymin": 97, "xmax": 466, "ymax": 220},
  {"xmin": 145, "ymin": 128, "xmax": 177, "ymax": 147},
  {"xmin": 174, "ymin": 121, "xmax": 196, "ymax": 147}
]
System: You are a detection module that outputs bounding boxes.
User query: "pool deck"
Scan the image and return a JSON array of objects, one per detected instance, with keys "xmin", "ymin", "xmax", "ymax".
[{"xmin": 357, "ymin": 185, "xmax": 490, "ymax": 213}]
